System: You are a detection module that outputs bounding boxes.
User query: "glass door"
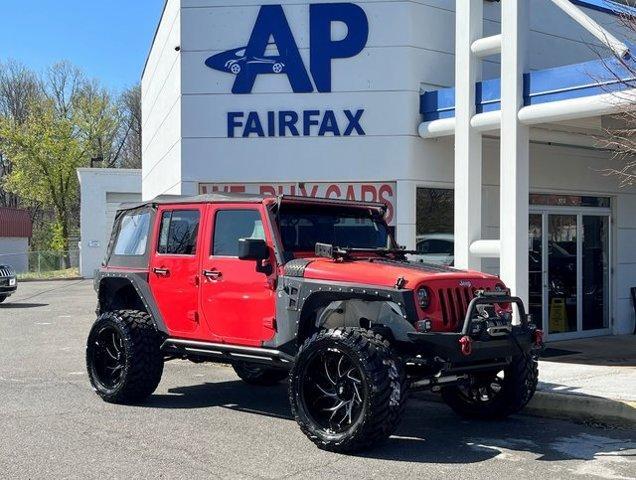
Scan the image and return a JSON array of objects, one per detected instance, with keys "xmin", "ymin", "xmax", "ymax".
[
  {"xmin": 529, "ymin": 210, "xmax": 611, "ymax": 340},
  {"xmin": 582, "ymin": 215, "xmax": 610, "ymax": 331},
  {"xmin": 528, "ymin": 214, "xmax": 543, "ymax": 328},
  {"xmin": 547, "ymin": 214, "xmax": 578, "ymax": 334}
]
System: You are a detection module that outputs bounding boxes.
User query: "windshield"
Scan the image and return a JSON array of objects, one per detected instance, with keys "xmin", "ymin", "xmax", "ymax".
[
  {"xmin": 417, "ymin": 238, "xmax": 453, "ymax": 255},
  {"xmin": 278, "ymin": 205, "xmax": 392, "ymax": 252}
]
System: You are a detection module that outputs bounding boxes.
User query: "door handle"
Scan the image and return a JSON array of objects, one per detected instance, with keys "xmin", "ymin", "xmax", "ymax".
[
  {"xmin": 203, "ymin": 269, "xmax": 222, "ymax": 280},
  {"xmin": 153, "ymin": 267, "xmax": 170, "ymax": 276}
]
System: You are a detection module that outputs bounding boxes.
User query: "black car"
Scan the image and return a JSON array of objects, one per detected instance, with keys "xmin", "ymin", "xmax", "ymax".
[{"xmin": 0, "ymin": 265, "xmax": 17, "ymax": 303}]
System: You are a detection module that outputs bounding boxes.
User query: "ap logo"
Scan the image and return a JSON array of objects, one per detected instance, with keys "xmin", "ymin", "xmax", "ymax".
[{"xmin": 205, "ymin": 3, "xmax": 369, "ymax": 94}]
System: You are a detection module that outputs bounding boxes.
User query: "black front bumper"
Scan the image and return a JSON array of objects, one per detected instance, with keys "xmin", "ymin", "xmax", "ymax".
[
  {"xmin": 408, "ymin": 326, "xmax": 535, "ymax": 363},
  {"xmin": 407, "ymin": 292, "xmax": 540, "ymax": 364},
  {"xmin": 0, "ymin": 277, "xmax": 17, "ymax": 296}
]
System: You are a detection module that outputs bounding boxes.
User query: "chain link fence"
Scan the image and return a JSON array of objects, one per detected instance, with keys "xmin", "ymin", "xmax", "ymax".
[{"xmin": 0, "ymin": 250, "xmax": 80, "ymax": 279}]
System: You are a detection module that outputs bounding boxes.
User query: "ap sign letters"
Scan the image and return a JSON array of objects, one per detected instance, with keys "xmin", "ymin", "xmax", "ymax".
[
  {"xmin": 206, "ymin": 3, "xmax": 369, "ymax": 94},
  {"xmin": 205, "ymin": 3, "xmax": 369, "ymax": 139}
]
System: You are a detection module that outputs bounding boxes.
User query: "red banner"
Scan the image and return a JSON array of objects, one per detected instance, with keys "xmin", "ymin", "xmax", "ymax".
[{"xmin": 199, "ymin": 182, "xmax": 396, "ymax": 225}]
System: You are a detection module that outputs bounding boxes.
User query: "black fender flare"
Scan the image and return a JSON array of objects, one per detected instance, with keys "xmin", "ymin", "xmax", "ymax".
[
  {"xmin": 270, "ymin": 277, "xmax": 419, "ymax": 349},
  {"xmin": 94, "ymin": 271, "xmax": 168, "ymax": 335}
]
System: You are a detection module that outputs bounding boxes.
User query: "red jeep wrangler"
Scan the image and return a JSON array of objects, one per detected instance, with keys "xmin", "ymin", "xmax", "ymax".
[{"xmin": 87, "ymin": 194, "xmax": 541, "ymax": 452}]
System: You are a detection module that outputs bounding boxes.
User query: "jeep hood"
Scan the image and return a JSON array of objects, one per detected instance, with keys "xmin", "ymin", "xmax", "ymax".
[{"xmin": 296, "ymin": 257, "xmax": 499, "ymax": 289}]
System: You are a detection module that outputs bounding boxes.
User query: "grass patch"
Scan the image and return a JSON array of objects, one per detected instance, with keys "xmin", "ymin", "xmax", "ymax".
[{"xmin": 18, "ymin": 267, "xmax": 80, "ymax": 281}]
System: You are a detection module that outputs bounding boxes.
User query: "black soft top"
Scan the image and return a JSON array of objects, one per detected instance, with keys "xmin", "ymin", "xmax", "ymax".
[{"xmin": 117, "ymin": 193, "xmax": 387, "ymax": 214}]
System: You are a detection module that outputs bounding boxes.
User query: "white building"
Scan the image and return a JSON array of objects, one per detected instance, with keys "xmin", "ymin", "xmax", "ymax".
[
  {"xmin": 134, "ymin": 0, "xmax": 636, "ymax": 339},
  {"xmin": 77, "ymin": 169, "xmax": 142, "ymax": 277}
]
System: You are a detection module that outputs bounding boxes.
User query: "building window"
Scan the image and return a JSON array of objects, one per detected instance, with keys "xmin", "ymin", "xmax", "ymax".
[
  {"xmin": 530, "ymin": 194, "xmax": 610, "ymax": 208},
  {"xmin": 213, "ymin": 210, "xmax": 265, "ymax": 256},
  {"xmin": 416, "ymin": 188, "xmax": 454, "ymax": 263},
  {"xmin": 157, "ymin": 210, "xmax": 200, "ymax": 255}
]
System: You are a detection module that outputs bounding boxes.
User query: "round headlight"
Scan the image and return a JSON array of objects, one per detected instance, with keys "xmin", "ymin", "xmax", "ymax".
[
  {"xmin": 494, "ymin": 283, "xmax": 506, "ymax": 292},
  {"xmin": 417, "ymin": 287, "xmax": 431, "ymax": 309}
]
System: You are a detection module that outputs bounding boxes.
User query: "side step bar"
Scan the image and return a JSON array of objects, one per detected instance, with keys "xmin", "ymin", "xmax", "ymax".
[{"xmin": 162, "ymin": 338, "xmax": 295, "ymax": 369}]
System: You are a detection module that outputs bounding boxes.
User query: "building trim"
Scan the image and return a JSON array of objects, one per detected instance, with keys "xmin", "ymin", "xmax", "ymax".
[{"xmin": 421, "ymin": 55, "xmax": 636, "ymax": 121}]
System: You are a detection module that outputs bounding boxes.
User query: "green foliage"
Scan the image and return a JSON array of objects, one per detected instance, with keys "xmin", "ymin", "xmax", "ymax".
[
  {"xmin": 0, "ymin": 100, "xmax": 86, "ymax": 209},
  {"xmin": 50, "ymin": 221, "xmax": 67, "ymax": 252},
  {"xmin": 0, "ymin": 60, "xmax": 142, "ymax": 253},
  {"xmin": 30, "ymin": 219, "xmax": 55, "ymax": 251}
]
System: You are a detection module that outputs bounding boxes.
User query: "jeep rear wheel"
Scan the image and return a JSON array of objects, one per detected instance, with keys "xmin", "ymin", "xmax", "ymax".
[
  {"xmin": 86, "ymin": 310, "xmax": 163, "ymax": 404},
  {"xmin": 441, "ymin": 353, "xmax": 538, "ymax": 419},
  {"xmin": 289, "ymin": 328, "xmax": 407, "ymax": 453},
  {"xmin": 233, "ymin": 362, "xmax": 288, "ymax": 386}
]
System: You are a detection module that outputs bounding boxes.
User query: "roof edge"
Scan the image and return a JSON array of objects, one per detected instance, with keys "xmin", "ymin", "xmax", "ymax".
[{"xmin": 141, "ymin": 0, "xmax": 171, "ymax": 81}]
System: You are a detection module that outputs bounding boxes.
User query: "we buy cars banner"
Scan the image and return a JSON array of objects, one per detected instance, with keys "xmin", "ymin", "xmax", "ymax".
[{"xmin": 199, "ymin": 182, "xmax": 396, "ymax": 226}]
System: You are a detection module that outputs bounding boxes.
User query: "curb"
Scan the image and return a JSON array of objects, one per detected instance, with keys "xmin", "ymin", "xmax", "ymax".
[
  {"xmin": 412, "ymin": 390, "xmax": 636, "ymax": 427},
  {"xmin": 17, "ymin": 277, "xmax": 85, "ymax": 283},
  {"xmin": 524, "ymin": 391, "xmax": 636, "ymax": 427}
]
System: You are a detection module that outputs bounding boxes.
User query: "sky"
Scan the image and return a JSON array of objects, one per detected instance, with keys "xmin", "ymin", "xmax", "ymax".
[{"xmin": 1, "ymin": 0, "xmax": 165, "ymax": 92}]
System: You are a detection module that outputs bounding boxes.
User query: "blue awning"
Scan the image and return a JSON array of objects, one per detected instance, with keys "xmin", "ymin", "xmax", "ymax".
[
  {"xmin": 570, "ymin": 0, "xmax": 636, "ymax": 16},
  {"xmin": 421, "ymin": 54, "xmax": 636, "ymax": 121},
  {"xmin": 420, "ymin": 0, "xmax": 636, "ymax": 122}
]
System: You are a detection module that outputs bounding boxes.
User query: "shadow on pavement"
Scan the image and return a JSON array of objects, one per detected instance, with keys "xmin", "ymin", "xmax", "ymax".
[
  {"xmin": 0, "ymin": 302, "xmax": 48, "ymax": 309},
  {"xmin": 143, "ymin": 379, "xmax": 635, "ymax": 464},
  {"xmin": 540, "ymin": 336, "xmax": 636, "ymax": 367}
]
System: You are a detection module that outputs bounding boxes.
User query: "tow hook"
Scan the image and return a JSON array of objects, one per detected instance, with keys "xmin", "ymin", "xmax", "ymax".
[{"xmin": 459, "ymin": 335, "xmax": 473, "ymax": 356}]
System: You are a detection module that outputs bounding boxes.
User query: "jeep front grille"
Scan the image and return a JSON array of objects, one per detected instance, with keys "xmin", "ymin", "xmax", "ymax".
[{"xmin": 438, "ymin": 287, "xmax": 475, "ymax": 329}]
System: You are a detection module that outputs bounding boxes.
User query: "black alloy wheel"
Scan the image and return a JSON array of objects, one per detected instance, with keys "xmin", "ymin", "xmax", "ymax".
[
  {"xmin": 91, "ymin": 325, "xmax": 127, "ymax": 391},
  {"xmin": 441, "ymin": 354, "xmax": 538, "ymax": 419},
  {"xmin": 289, "ymin": 328, "xmax": 407, "ymax": 453},
  {"xmin": 86, "ymin": 310, "xmax": 163, "ymax": 404},
  {"xmin": 300, "ymin": 348, "xmax": 367, "ymax": 434},
  {"xmin": 455, "ymin": 371, "xmax": 504, "ymax": 405},
  {"xmin": 232, "ymin": 361, "xmax": 289, "ymax": 385}
]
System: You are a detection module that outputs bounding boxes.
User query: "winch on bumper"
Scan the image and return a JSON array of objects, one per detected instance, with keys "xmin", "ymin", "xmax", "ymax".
[{"xmin": 407, "ymin": 291, "xmax": 543, "ymax": 365}]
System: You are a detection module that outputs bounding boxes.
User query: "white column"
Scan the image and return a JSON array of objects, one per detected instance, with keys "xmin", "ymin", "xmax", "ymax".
[
  {"xmin": 454, "ymin": 0, "xmax": 483, "ymax": 270},
  {"xmin": 395, "ymin": 180, "xmax": 417, "ymax": 250},
  {"xmin": 500, "ymin": 0, "xmax": 530, "ymax": 312}
]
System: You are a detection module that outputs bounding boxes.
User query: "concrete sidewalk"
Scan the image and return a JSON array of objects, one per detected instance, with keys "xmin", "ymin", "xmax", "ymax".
[{"xmin": 526, "ymin": 336, "xmax": 636, "ymax": 426}]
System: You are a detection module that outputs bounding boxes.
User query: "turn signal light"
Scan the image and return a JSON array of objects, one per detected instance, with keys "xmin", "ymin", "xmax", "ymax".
[{"xmin": 533, "ymin": 329, "xmax": 544, "ymax": 347}]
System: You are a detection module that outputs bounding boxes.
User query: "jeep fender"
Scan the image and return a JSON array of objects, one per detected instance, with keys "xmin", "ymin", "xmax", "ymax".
[
  {"xmin": 95, "ymin": 271, "xmax": 168, "ymax": 335},
  {"xmin": 268, "ymin": 276, "xmax": 418, "ymax": 351},
  {"xmin": 315, "ymin": 299, "xmax": 414, "ymax": 342}
]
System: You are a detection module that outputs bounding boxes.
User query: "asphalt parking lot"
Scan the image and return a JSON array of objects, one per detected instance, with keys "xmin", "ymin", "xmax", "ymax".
[{"xmin": 1, "ymin": 280, "xmax": 634, "ymax": 480}]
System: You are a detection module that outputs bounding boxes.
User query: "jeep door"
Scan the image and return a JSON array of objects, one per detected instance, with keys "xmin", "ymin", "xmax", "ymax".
[
  {"xmin": 199, "ymin": 205, "xmax": 276, "ymax": 346},
  {"xmin": 149, "ymin": 205, "xmax": 204, "ymax": 338}
]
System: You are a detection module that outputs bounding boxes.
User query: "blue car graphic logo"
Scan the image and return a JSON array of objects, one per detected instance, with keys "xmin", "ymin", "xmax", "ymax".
[{"xmin": 206, "ymin": 45, "xmax": 286, "ymax": 76}]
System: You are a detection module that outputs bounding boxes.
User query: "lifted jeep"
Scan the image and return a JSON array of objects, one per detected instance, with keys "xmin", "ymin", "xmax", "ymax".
[{"xmin": 87, "ymin": 193, "xmax": 542, "ymax": 452}]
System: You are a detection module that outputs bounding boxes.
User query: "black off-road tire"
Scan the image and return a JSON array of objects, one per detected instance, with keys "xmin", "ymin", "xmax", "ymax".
[
  {"xmin": 0, "ymin": 295, "xmax": 6, "ymax": 304},
  {"xmin": 441, "ymin": 353, "xmax": 538, "ymax": 419},
  {"xmin": 86, "ymin": 310, "xmax": 164, "ymax": 404},
  {"xmin": 233, "ymin": 362, "xmax": 289, "ymax": 386},
  {"xmin": 289, "ymin": 328, "xmax": 407, "ymax": 453}
]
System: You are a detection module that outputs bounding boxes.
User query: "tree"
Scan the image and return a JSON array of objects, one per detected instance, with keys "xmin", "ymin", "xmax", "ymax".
[
  {"xmin": 0, "ymin": 60, "xmax": 41, "ymax": 208},
  {"xmin": 118, "ymin": 85, "xmax": 142, "ymax": 169},
  {"xmin": 0, "ymin": 59, "xmax": 144, "ymax": 258},
  {"xmin": 74, "ymin": 79, "xmax": 123, "ymax": 167},
  {"xmin": 0, "ymin": 98, "xmax": 87, "ymax": 266},
  {"xmin": 594, "ymin": 11, "xmax": 636, "ymax": 187}
]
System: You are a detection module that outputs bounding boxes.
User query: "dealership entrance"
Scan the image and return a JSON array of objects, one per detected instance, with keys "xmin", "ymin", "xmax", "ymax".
[
  {"xmin": 416, "ymin": 188, "xmax": 612, "ymax": 340},
  {"xmin": 528, "ymin": 195, "xmax": 611, "ymax": 341}
]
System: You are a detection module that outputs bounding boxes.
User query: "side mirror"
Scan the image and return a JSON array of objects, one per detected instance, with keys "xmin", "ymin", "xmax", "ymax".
[{"xmin": 238, "ymin": 238, "xmax": 269, "ymax": 261}]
